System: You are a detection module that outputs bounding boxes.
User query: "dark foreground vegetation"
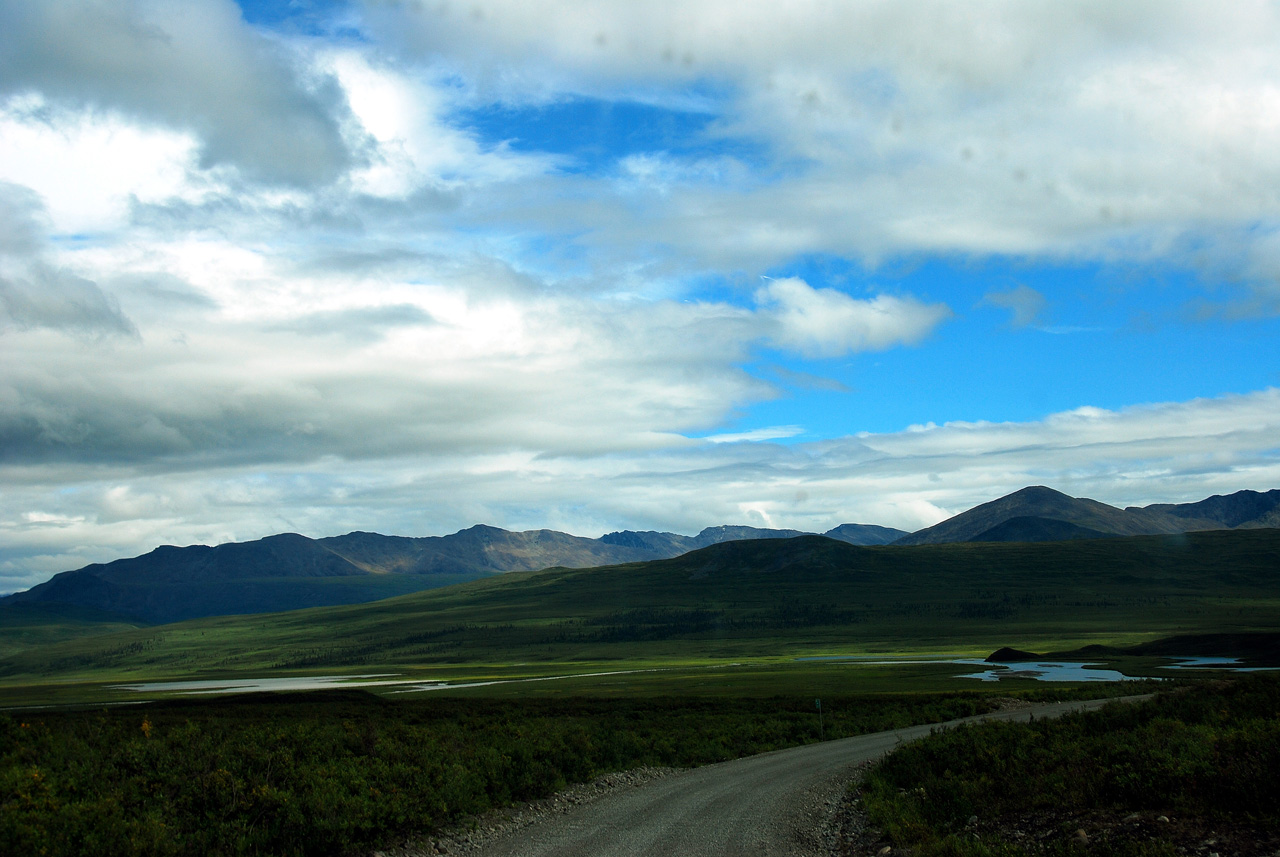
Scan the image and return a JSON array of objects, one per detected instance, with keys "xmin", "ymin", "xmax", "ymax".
[
  {"xmin": 861, "ymin": 673, "xmax": 1280, "ymax": 857},
  {"xmin": 2, "ymin": 690, "xmax": 1004, "ymax": 857}
]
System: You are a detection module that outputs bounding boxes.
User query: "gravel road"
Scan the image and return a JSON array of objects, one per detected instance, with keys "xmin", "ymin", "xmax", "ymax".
[{"xmin": 437, "ymin": 696, "xmax": 1140, "ymax": 857}]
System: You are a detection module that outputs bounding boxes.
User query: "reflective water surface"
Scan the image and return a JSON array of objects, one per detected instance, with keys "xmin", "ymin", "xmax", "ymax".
[
  {"xmin": 109, "ymin": 654, "xmax": 1276, "ymax": 697},
  {"xmin": 111, "ymin": 669, "xmax": 657, "ymax": 696}
]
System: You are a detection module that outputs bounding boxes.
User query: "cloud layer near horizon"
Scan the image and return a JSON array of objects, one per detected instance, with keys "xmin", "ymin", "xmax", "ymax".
[
  {"xmin": 2, "ymin": 0, "xmax": 1280, "ymax": 591},
  {"xmin": 6, "ymin": 387, "xmax": 1279, "ymax": 591}
]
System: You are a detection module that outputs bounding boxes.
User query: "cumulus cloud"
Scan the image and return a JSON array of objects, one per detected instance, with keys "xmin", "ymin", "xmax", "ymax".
[
  {"xmin": 360, "ymin": 0, "xmax": 1280, "ymax": 286},
  {"xmin": 756, "ymin": 278, "xmax": 951, "ymax": 357},
  {"xmin": 0, "ymin": 183, "xmax": 136, "ymax": 337},
  {"xmin": 0, "ymin": 0, "xmax": 355, "ymax": 186},
  {"xmin": 0, "ymin": 282, "xmax": 757, "ymax": 469},
  {"xmin": 0, "ymin": 265, "xmax": 137, "ymax": 337},
  {"xmin": 0, "ymin": 243, "xmax": 951, "ymax": 475},
  {"xmin": 0, "ymin": 181, "xmax": 44, "ymax": 254},
  {"xmin": 268, "ymin": 303, "xmax": 436, "ymax": 342},
  {"xmin": 325, "ymin": 50, "xmax": 555, "ymax": 197}
]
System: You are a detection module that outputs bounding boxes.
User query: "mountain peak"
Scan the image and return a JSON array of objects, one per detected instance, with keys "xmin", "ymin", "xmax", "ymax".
[
  {"xmin": 1008, "ymin": 485, "xmax": 1073, "ymax": 500},
  {"xmin": 894, "ymin": 484, "xmax": 1280, "ymax": 546}
]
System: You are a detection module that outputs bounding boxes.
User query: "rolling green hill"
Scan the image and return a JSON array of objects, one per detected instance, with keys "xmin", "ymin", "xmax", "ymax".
[
  {"xmin": 4, "ymin": 528, "xmax": 1276, "ymax": 682},
  {"xmin": 0, "ymin": 602, "xmax": 142, "ymax": 659}
]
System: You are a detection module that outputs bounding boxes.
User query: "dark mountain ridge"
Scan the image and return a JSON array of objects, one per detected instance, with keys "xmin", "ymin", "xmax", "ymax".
[
  {"xmin": 894, "ymin": 486, "xmax": 1280, "ymax": 545},
  {"xmin": 4, "ymin": 521, "xmax": 906, "ymax": 624},
  {"xmin": 1137, "ymin": 489, "xmax": 1280, "ymax": 529},
  {"xmin": 5, "ymin": 484, "xmax": 1275, "ymax": 627}
]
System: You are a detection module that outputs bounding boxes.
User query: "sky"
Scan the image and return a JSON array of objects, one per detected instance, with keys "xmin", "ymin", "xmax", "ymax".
[{"xmin": 3, "ymin": 0, "xmax": 1280, "ymax": 593}]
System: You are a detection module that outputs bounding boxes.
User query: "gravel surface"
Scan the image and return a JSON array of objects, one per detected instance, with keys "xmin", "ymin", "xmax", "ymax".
[
  {"xmin": 375, "ymin": 698, "xmax": 1140, "ymax": 857},
  {"xmin": 381, "ymin": 768, "xmax": 686, "ymax": 857}
]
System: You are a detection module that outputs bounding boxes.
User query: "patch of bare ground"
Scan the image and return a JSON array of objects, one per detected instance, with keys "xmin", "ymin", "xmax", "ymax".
[
  {"xmin": 372, "ymin": 767, "xmax": 683, "ymax": 857},
  {"xmin": 831, "ymin": 763, "xmax": 898, "ymax": 857}
]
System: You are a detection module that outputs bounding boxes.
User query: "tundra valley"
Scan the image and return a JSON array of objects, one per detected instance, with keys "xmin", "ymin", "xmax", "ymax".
[{"xmin": 3, "ymin": 486, "xmax": 1278, "ymax": 855}]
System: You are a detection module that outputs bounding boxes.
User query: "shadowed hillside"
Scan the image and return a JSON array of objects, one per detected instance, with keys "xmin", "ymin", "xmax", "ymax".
[
  {"xmin": 4, "ymin": 522, "xmax": 899, "ymax": 625},
  {"xmin": 1138, "ymin": 488, "xmax": 1280, "ymax": 529},
  {"xmin": 968, "ymin": 516, "xmax": 1118, "ymax": 543}
]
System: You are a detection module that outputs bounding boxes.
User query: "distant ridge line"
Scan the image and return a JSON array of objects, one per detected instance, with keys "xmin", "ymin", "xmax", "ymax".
[
  {"xmin": 892, "ymin": 486, "xmax": 1280, "ymax": 546},
  {"xmin": 4, "ymin": 485, "xmax": 1275, "ymax": 625}
]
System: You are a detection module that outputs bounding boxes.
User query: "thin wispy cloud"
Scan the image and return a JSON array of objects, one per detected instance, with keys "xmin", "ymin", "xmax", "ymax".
[{"xmin": 981, "ymin": 285, "xmax": 1046, "ymax": 329}]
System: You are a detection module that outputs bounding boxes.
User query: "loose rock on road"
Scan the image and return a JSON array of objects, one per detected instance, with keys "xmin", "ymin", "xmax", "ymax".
[{"xmin": 447, "ymin": 696, "xmax": 1141, "ymax": 857}]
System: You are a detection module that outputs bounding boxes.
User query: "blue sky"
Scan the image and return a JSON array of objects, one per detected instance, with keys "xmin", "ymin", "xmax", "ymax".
[{"xmin": 2, "ymin": 0, "xmax": 1280, "ymax": 591}]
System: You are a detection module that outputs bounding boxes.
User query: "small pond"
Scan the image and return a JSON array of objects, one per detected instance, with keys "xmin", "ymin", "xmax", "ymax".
[
  {"xmin": 794, "ymin": 654, "xmax": 1275, "ymax": 682},
  {"xmin": 959, "ymin": 661, "xmax": 1140, "ymax": 682},
  {"xmin": 797, "ymin": 655, "xmax": 1135, "ymax": 681}
]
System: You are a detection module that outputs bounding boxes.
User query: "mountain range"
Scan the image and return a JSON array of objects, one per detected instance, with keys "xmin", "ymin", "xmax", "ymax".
[
  {"xmin": 4, "ymin": 485, "xmax": 1277, "ymax": 626},
  {"xmin": 895, "ymin": 485, "xmax": 1280, "ymax": 544},
  {"xmin": 2, "ymin": 522, "xmax": 906, "ymax": 624},
  {"xmin": 6, "ymin": 527, "xmax": 1279, "ymax": 680}
]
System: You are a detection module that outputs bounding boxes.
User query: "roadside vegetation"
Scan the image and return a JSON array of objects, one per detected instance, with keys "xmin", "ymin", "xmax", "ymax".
[
  {"xmin": 3, "ymin": 690, "xmax": 1005, "ymax": 857},
  {"xmin": 861, "ymin": 673, "xmax": 1280, "ymax": 856}
]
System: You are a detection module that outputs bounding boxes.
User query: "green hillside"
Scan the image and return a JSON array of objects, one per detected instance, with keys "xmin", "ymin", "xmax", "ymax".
[
  {"xmin": 0, "ymin": 602, "xmax": 142, "ymax": 659},
  {"xmin": 3, "ymin": 528, "xmax": 1276, "ymax": 683}
]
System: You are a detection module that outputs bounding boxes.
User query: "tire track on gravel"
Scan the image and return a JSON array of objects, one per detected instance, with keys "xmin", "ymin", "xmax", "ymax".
[{"xmin": 453, "ymin": 696, "xmax": 1145, "ymax": 857}]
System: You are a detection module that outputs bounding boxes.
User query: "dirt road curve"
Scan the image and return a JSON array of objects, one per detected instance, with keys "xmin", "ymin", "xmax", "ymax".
[{"xmin": 466, "ymin": 697, "xmax": 1139, "ymax": 857}]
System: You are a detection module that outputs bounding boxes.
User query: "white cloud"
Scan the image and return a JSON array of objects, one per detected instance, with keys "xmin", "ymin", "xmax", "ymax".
[
  {"xmin": 756, "ymin": 277, "xmax": 951, "ymax": 357},
  {"xmin": 356, "ymin": 0, "xmax": 1280, "ymax": 285},
  {"xmin": 705, "ymin": 426, "xmax": 804, "ymax": 444},
  {"xmin": 0, "ymin": 182, "xmax": 139, "ymax": 337},
  {"xmin": 325, "ymin": 50, "xmax": 554, "ymax": 197},
  {"xmin": 0, "ymin": 97, "xmax": 208, "ymax": 235},
  {"xmin": 0, "ymin": 0, "xmax": 355, "ymax": 186},
  {"xmin": 5, "ymin": 386, "xmax": 1279, "ymax": 593}
]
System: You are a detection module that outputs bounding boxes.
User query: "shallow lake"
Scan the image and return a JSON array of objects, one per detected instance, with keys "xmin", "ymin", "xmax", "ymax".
[
  {"xmin": 108, "ymin": 655, "xmax": 1276, "ymax": 697},
  {"xmin": 110, "ymin": 669, "xmax": 657, "ymax": 696},
  {"xmin": 958, "ymin": 661, "xmax": 1140, "ymax": 682},
  {"xmin": 796, "ymin": 653, "xmax": 1275, "ymax": 681},
  {"xmin": 794, "ymin": 655, "xmax": 1139, "ymax": 682},
  {"xmin": 109, "ymin": 674, "xmax": 414, "ymax": 694}
]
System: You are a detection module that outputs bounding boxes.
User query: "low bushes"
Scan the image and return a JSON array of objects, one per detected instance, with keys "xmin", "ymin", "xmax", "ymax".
[
  {"xmin": 862, "ymin": 674, "xmax": 1280, "ymax": 857},
  {"xmin": 2, "ymin": 690, "xmax": 994, "ymax": 856}
]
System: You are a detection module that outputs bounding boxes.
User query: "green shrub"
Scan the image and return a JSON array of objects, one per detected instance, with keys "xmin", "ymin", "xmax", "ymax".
[
  {"xmin": 2, "ymin": 690, "xmax": 992, "ymax": 856},
  {"xmin": 863, "ymin": 674, "xmax": 1280, "ymax": 856}
]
